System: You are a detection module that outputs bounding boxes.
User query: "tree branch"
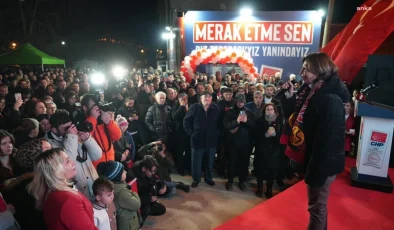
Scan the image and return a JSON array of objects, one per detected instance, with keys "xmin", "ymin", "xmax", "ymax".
[
  {"xmin": 27, "ymin": 0, "xmax": 39, "ymax": 40},
  {"xmin": 19, "ymin": 0, "xmax": 27, "ymax": 40}
]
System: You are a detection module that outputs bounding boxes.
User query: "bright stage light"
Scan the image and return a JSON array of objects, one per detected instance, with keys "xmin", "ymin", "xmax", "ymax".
[
  {"xmin": 240, "ymin": 8, "xmax": 252, "ymax": 16},
  {"xmin": 318, "ymin": 9, "xmax": 325, "ymax": 17},
  {"xmin": 112, "ymin": 66, "xmax": 126, "ymax": 78},
  {"xmin": 162, "ymin": 32, "xmax": 176, "ymax": 39},
  {"xmin": 91, "ymin": 72, "xmax": 105, "ymax": 84}
]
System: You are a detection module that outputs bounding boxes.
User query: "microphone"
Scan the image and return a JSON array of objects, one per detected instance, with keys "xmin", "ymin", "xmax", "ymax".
[
  {"xmin": 360, "ymin": 81, "xmax": 379, "ymax": 93},
  {"xmin": 277, "ymin": 80, "xmax": 292, "ymax": 94}
]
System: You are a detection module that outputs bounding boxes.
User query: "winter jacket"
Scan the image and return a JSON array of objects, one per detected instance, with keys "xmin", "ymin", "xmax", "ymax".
[
  {"xmin": 245, "ymin": 102, "xmax": 264, "ymax": 118},
  {"xmin": 255, "ymin": 115, "xmax": 282, "ymax": 169},
  {"xmin": 114, "ymin": 132, "xmax": 136, "ymax": 162},
  {"xmin": 217, "ymin": 99, "xmax": 235, "ymax": 131},
  {"xmin": 183, "ymin": 103, "xmax": 220, "ymax": 149},
  {"xmin": 117, "ymin": 105, "xmax": 139, "ymax": 120},
  {"xmin": 136, "ymin": 91, "xmax": 155, "ymax": 121},
  {"xmin": 171, "ymin": 101, "xmax": 190, "ymax": 139},
  {"xmin": 43, "ymin": 191, "xmax": 97, "ymax": 230},
  {"xmin": 145, "ymin": 103, "xmax": 172, "ymax": 138},
  {"xmin": 113, "ymin": 183, "xmax": 141, "ymax": 230},
  {"xmin": 137, "ymin": 144, "xmax": 175, "ymax": 182},
  {"xmin": 114, "ymin": 134, "xmax": 132, "ymax": 163},
  {"xmin": 45, "ymin": 132, "xmax": 102, "ymax": 201},
  {"xmin": 283, "ymin": 74, "xmax": 350, "ymax": 187},
  {"xmin": 130, "ymin": 161, "xmax": 153, "ymax": 206},
  {"xmin": 85, "ymin": 118, "xmax": 122, "ymax": 168},
  {"xmin": 223, "ymin": 107, "xmax": 256, "ymax": 148}
]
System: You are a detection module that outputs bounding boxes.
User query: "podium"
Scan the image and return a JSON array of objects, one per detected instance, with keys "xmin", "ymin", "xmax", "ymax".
[{"xmin": 351, "ymin": 101, "xmax": 394, "ymax": 193}]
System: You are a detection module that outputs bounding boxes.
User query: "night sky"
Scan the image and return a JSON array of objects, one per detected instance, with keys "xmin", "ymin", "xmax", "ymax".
[
  {"xmin": 93, "ymin": 0, "xmax": 364, "ymax": 46},
  {"xmin": 1, "ymin": 0, "xmax": 364, "ymax": 46},
  {"xmin": 0, "ymin": 0, "xmax": 365, "ymax": 64}
]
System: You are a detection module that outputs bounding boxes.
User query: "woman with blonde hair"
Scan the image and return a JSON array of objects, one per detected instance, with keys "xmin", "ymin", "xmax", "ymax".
[{"xmin": 28, "ymin": 148, "xmax": 96, "ymax": 230}]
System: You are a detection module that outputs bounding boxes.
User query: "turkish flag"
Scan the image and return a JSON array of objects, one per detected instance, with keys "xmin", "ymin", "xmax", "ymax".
[{"xmin": 321, "ymin": 0, "xmax": 394, "ymax": 83}]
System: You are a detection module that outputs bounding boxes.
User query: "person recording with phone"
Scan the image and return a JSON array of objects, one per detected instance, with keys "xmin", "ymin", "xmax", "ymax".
[
  {"xmin": 80, "ymin": 94, "xmax": 122, "ymax": 168},
  {"xmin": 280, "ymin": 53, "xmax": 350, "ymax": 230},
  {"xmin": 45, "ymin": 109, "xmax": 102, "ymax": 201},
  {"xmin": 223, "ymin": 93, "xmax": 256, "ymax": 191}
]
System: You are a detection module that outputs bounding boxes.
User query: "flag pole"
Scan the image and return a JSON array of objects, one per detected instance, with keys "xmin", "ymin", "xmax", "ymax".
[{"xmin": 322, "ymin": 0, "xmax": 335, "ymax": 47}]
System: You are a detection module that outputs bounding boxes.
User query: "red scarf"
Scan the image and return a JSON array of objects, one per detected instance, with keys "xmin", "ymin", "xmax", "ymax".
[{"xmin": 280, "ymin": 80, "xmax": 325, "ymax": 164}]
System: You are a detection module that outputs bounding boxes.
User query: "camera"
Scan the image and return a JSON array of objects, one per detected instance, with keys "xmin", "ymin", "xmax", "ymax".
[
  {"xmin": 75, "ymin": 120, "xmax": 94, "ymax": 133},
  {"xmin": 98, "ymin": 102, "xmax": 116, "ymax": 112},
  {"xmin": 150, "ymin": 178, "xmax": 165, "ymax": 196},
  {"xmin": 71, "ymin": 110, "xmax": 93, "ymax": 132}
]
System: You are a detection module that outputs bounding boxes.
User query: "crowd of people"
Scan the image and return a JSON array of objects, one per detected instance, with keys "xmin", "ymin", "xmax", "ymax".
[{"xmin": 0, "ymin": 52, "xmax": 358, "ymax": 230}]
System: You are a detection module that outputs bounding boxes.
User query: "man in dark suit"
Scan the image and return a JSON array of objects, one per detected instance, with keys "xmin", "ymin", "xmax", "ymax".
[{"xmin": 183, "ymin": 91, "xmax": 220, "ymax": 188}]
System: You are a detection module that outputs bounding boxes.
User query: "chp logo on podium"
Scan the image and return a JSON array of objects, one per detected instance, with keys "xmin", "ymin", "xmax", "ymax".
[
  {"xmin": 260, "ymin": 65, "xmax": 283, "ymax": 77},
  {"xmin": 363, "ymin": 131, "xmax": 389, "ymax": 169}
]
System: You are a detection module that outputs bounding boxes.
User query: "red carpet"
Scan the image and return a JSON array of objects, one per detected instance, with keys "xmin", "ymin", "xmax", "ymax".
[{"xmin": 215, "ymin": 158, "xmax": 394, "ymax": 230}]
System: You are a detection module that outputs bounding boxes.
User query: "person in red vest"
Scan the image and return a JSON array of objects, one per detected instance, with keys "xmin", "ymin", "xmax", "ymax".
[{"xmin": 80, "ymin": 94, "xmax": 122, "ymax": 168}]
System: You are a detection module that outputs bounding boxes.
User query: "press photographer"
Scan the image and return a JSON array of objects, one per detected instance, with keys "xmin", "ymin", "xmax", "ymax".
[
  {"xmin": 138, "ymin": 141, "xmax": 190, "ymax": 195},
  {"xmin": 80, "ymin": 94, "xmax": 122, "ymax": 167},
  {"xmin": 45, "ymin": 109, "xmax": 102, "ymax": 201},
  {"xmin": 131, "ymin": 155, "xmax": 167, "ymax": 223}
]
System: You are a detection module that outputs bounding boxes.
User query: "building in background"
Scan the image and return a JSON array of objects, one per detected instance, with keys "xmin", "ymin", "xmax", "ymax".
[{"xmin": 157, "ymin": 0, "xmax": 240, "ymax": 72}]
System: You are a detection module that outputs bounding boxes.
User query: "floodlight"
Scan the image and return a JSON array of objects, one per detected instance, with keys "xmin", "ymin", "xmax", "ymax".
[
  {"xmin": 318, "ymin": 9, "xmax": 325, "ymax": 17},
  {"xmin": 91, "ymin": 72, "xmax": 105, "ymax": 84},
  {"xmin": 240, "ymin": 8, "xmax": 252, "ymax": 16},
  {"xmin": 112, "ymin": 66, "xmax": 126, "ymax": 78}
]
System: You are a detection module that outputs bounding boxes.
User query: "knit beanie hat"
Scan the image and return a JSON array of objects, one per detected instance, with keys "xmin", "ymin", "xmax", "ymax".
[
  {"xmin": 96, "ymin": 161, "xmax": 124, "ymax": 182},
  {"xmin": 115, "ymin": 115, "xmax": 128, "ymax": 127}
]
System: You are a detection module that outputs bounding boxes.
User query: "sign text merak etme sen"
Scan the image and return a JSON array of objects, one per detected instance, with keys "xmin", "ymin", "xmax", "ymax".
[
  {"xmin": 191, "ymin": 21, "xmax": 314, "ymax": 57},
  {"xmin": 193, "ymin": 45, "xmax": 310, "ymax": 58}
]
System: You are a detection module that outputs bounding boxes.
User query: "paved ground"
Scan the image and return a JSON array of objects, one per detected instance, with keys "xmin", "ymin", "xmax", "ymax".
[{"xmin": 142, "ymin": 170, "xmax": 298, "ymax": 230}]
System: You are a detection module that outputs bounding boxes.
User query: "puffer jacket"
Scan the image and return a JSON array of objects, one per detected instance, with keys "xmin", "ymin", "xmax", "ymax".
[
  {"xmin": 145, "ymin": 103, "xmax": 172, "ymax": 138},
  {"xmin": 113, "ymin": 183, "xmax": 141, "ymax": 230}
]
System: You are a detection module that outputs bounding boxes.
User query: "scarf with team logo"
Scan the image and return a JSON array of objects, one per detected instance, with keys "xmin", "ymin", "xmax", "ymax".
[{"xmin": 280, "ymin": 80, "xmax": 325, "ymax": 165}]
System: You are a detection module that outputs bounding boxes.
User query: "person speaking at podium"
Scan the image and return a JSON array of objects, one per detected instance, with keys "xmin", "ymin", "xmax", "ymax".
[{"xmin": 280, "ymin": 52, "xmax": 351, "ymax": 230}]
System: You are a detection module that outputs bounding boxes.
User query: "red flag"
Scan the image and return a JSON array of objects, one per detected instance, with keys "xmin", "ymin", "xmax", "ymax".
[{"xmin": 321, "ymin": 0, "xmax": 394, "ymax": 83}]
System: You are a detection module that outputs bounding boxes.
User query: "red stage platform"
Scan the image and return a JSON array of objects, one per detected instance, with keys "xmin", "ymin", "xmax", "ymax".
[{"xmin": 215, "ymin": 158, "xmax": 394, "ymax": 230}]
